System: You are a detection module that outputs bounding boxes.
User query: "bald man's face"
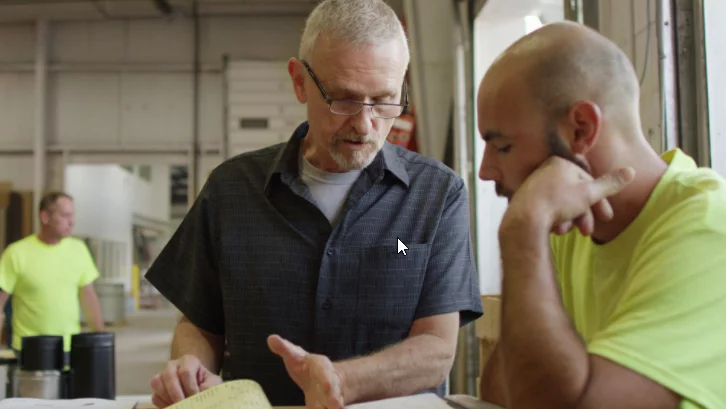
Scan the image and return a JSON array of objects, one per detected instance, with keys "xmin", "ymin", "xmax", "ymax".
[
  {"xmin": 476, "ymin": 71, "xmax": 587, "ymax": 200},
  {"xmin": 476, "ymin": 72, "xmax": 552, "ymax": 199}
]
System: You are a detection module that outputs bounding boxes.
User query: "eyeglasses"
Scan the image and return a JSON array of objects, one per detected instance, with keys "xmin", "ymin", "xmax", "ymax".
[{"xmin": 302, "ymin": 60, "xmax": 409, "ymax": 119}]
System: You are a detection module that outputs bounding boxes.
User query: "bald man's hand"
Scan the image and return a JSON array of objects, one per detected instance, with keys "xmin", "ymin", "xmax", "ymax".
[{"xmin": 503, "ymin": 156, "xmax": 636, "ymax": 236}]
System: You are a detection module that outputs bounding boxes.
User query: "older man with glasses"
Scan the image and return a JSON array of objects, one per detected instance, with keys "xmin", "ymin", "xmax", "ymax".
[{"xmin": 145, "ymin": 1, "xmax": 483, "ymax": 408}]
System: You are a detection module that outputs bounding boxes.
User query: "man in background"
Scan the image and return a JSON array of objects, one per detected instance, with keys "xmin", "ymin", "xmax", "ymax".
[
  {"xmin": 0, "ymin": 192, "xmax": 105, "ymax": 363},
  {"xmin": 477, "ymin": 22, "xmax": 726, "ymax": 409}
]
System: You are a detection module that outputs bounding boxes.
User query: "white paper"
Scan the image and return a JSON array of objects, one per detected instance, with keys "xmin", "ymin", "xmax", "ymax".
[
  {"xmin": 346, "ymin": 393, "xmax": 453, "ymax": 409},
  {"xmin": 445, "ymin": 395, "xmax": 505, "ymax": 409},
  {"xmin": 0, "ymin": 398, "xmax": 136, "ymax": 409},
  {"xmin": 166, "ymin": 379, "xmax": 272, "ymax": 409}
]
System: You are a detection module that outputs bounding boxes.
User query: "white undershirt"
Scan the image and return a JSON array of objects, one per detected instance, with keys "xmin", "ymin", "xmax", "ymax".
[{"xmin": 299, "ymin": 154, "xmax": 362, "ymax": 227}]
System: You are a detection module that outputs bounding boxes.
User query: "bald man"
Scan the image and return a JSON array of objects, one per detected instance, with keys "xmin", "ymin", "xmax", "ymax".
[{"xmin": 476, "ymin": 22, "xmax": 726, "ymax": 409}]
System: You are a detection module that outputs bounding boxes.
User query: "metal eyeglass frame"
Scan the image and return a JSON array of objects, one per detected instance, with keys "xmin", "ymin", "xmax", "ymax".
[{"xmin": 301, "ymin": 60, "xmax": 409, "ymax": 119}]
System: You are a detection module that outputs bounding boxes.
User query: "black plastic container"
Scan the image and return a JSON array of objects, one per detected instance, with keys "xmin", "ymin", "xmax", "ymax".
[
  {"xmin": 62, "ymin": 369, "xmax": 74, "ymax": 399},
  {"xmin": 70, "ymin": 332, "xmax": 115, "ymax": 399},
  {"xmin": 20, "ymin": 335, "xmax": 64, "ymax": 371}
]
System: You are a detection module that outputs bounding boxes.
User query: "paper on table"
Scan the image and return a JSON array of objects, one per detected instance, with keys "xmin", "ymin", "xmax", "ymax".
[
  {"xmin": 166, "ymin": 379, "xmax": 272, "ymax": 409},
  {"xmin": 0, "ymin": 398, "xmax": 136, "ymax": 408},
  {"xmin": 445, "ymin": 395, "xmax": 505, "ymax": 409},
  {"xmin": 346, "ymin": 393, "xmax": 453, "ymax": 409}
]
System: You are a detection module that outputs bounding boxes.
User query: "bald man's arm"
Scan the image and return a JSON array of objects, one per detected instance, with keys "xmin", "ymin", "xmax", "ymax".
[
  {"xmin": 497, "ymin": 220, "xmax": 680, "ymax": 409},
  {"xmin": 479, "ymin": 343, "xmax": 508, "ymax": 407}
]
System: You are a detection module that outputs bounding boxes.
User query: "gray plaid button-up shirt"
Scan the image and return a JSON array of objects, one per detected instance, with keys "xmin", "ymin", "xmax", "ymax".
[{"xmin": 146, "ymin": 122, "xmax": 483, "ymax": 406}]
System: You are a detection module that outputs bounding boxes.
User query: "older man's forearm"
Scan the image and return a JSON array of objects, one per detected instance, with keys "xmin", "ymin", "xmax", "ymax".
[
  {"xmin": 171, "ymin": 316, "xmax": 225, "ymax": 374},
  {"xmin": 335, "ymin": 334, "xmax": 455, "ymax": 404}
]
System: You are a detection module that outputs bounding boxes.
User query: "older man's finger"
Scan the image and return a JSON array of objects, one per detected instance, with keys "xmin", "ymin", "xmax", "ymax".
[
  {"xmin": 151, "ymin": 393, "xmax": 171, "ymax": 409},
  {"xmin": 150, "ymin": 373, "xmax": 173, "ymax": 406},
  {"xmin": 268, "ymin": 334, "xmax": 307, "ymax": 361},
  {"xmin": 161, "ymin": 364, "xmax": 186, "ymax": 403}
]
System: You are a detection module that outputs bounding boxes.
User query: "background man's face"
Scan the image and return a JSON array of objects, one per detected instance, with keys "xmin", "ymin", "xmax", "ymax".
[{"xmin": 41, "ymin": 197, "xmax": 75, "ymax": 238}]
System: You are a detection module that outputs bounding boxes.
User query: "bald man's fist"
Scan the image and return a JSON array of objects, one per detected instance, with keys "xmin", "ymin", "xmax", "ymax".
[{"xmin": 503, "ymin": 156, "xmax": 635, "ymax": 236}]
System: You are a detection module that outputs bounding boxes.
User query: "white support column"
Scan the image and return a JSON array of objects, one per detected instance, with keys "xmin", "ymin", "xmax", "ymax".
[
  {"xmin": 657, "ymin": 0, "xmax": 679, "ymax": 151},
  {"xmin": 33, "ymin": 19, "xmax": 49, "ymax": 231}
]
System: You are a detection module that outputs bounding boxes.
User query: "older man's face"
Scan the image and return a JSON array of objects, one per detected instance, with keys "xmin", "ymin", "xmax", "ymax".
[{"xmin": 295, "ymin": 35, "xmax": 408, "ymax": 172}]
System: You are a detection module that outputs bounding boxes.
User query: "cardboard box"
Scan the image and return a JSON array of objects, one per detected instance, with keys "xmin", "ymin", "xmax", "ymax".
[
  {"xmin": 475, "ymin": 295, "xmax": 501, "ymax": 376},
  {"xmin": 475, "ymin": 295, "xmax": 501, "ymax": 341}
]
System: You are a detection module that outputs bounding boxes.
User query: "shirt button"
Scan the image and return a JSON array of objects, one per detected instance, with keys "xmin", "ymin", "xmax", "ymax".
[
  {"xmin": 322, "ymin": 299, "xmax": 332, "ymax": 310},
  {"xmin": 327, "ymin": 248, "xmax": 334, "ymax": 256}
]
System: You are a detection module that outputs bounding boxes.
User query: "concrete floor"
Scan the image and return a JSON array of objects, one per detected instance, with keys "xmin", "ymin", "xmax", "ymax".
[{"xmin": 113, "ymin": 307, "xmax": 178, "ymax": 396}]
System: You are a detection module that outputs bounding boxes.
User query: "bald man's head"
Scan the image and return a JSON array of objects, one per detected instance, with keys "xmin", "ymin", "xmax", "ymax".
[
  {"xmin": 476, "ymin": 21, "xmax": 643, "ymax": 200},
  {"xmin": 491, "ymin": 21, "xmax": 640, "ymax": 120}
]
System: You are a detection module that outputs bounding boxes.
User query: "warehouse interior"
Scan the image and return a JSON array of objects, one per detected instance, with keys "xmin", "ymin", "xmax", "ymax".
[{"xmin": 0, "ymin": 0, "xmax": 724, "ymax": 405}]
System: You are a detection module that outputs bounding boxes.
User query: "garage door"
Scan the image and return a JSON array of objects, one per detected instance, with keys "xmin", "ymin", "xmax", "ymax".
[{"xmin": 225, "ymin": 60, "xmax": 307, "ymax": 158}]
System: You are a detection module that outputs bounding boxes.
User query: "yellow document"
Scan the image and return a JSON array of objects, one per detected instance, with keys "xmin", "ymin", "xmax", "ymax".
[{"xmin": 166, "ymin": 379, "xmax": 272, "ymax": 409}]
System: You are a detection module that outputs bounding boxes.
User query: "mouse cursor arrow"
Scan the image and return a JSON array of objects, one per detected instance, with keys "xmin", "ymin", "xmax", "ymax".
[{"xmin": 397, "ymin": 238, "xmax": 408, "ymax": 256}]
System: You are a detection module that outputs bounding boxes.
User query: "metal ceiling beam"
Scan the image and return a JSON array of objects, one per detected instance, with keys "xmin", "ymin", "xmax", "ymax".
[{"xmin": 0, "ymin": 0, "xmax": 319, "ymax": 22}]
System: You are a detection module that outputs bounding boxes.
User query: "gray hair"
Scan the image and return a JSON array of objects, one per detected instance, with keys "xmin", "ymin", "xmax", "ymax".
[{"xmin": 299, "ymin": 0, "xmax": 409, "ymax": 62}]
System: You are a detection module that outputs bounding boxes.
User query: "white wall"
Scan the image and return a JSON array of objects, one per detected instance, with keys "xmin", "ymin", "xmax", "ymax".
[
  {"xmin": 65, "ymin": 163, "xmax": 171, "ymax": 289},
  {"xmin": 131, "ymin": 164, "xmax": 171, "ymax": 223},
  {"xmin": 0, "ymin": 15, "xmax": 307, "ymax": 194},
  {"xmin": 65, "ymin": 164, "xmax": 134, "ymax": 287},
  {"xmin": 0, "ymin": 16, "xmax": 305, "ymax": 150},
  {"xmin": 704, "ymin": 0, "xmax": 726, "ymax": 177},
  {"xmin": 66, "ymin": 164, "xmax": 133, "ymax": 243}
]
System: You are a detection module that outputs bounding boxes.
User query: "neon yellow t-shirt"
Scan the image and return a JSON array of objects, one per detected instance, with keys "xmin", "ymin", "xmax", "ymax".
[
  {"xmin": 551, "ymin": 149, "xmax": 726, "ymax": 409},
  {"xmin": 0, "ymin": 234, "xmax": 100, "ymax": 352}
]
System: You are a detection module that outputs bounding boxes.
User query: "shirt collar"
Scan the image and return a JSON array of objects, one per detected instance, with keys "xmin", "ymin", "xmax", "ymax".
[
  {"xmin": 380, "ymin": 141, "xmax": 410, "ymax": 186},
  {"xmin": 264, "ymin": 122, "xmax": 411, "ymax": 194}
]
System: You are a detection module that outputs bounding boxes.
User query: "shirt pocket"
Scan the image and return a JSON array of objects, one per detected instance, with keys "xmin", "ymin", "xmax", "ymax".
[{"xmin": 355, "ymin": 243, "xmax": 431, "ymax": 332}]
